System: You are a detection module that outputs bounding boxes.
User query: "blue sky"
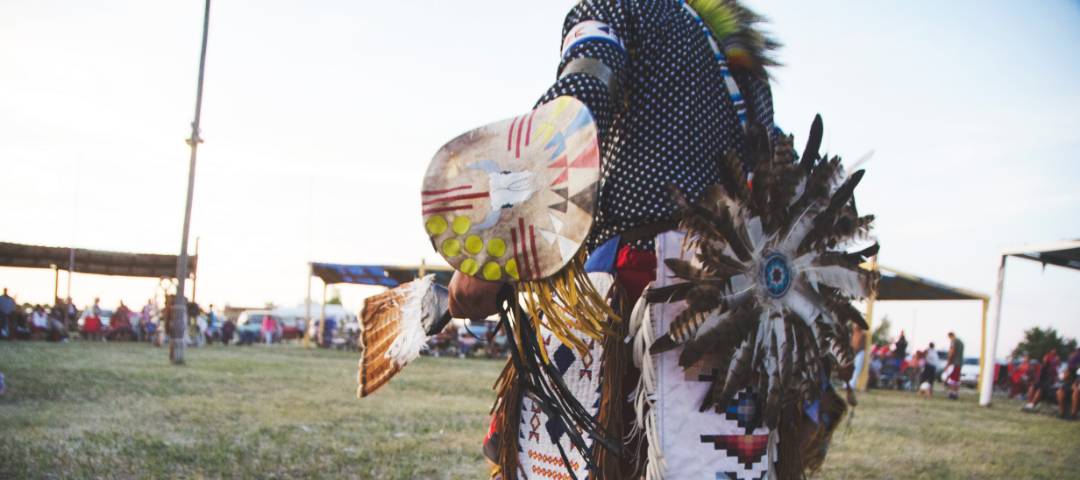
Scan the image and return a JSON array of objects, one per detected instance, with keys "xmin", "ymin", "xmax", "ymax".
[{"xmin": 2, "ymin": 0, "xmax": 1078, "ymax": 357}]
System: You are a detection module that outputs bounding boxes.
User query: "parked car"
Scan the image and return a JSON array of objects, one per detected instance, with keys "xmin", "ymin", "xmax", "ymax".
[
  {"xmin": 960, "ymin": 357, "xmax": 980, "ymax": 386},
  {"xmin": 941, "ymin": 357, "xmax": 980, "ymax": 387},
  {"xmin": 279, "ymin": 317, "xmax": 304, "ymax": 340},
  {"xmin": 235, "ymin": 310, "xmax": 284, "ymax": 345}
]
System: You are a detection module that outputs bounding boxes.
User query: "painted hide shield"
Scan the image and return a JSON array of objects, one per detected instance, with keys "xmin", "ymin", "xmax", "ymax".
[{"xmin": 422, "ymin": 96, "xmax": 600, "ymax": 282}]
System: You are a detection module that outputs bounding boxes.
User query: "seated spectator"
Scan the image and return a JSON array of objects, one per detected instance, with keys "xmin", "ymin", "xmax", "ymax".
[
  {"xmin": 1024, "ymin": 350, "xmax": 1060, "ymax": 412},
  {"xmin": 1008, "ymin": 354, "xmax": 1034, "ymax": 399},
  {"xmin": 221, "ymin": 318, "xmax": 235, "ymax": 346},
  {"xmin": 30, "ymin": 305, "xmax": 49, "ymax": 338},
  {"xmin": 82, "ymin": 299, "xmax": 104, "ymax": 341},
  {"xmin": 429, "ymin": 323, "xmax": 458, "ymax": 357},
  {"xmin": 8, "ymin": 306, "xmax": 31, "ymax": 340},
  {"xmin": 106, "ymin": 301, "xmax": 135, "ymax": 341},
  {"xmin": 64, "ymin": 297, "xmax": 80, "ymax": 332},
  {"xmin": 1058, "ymin": 347, "xmax": 1080, "ymax": 420},
  {"xmin": 47, "ymin": 299, "xmax": 69, "ymax": 342}
]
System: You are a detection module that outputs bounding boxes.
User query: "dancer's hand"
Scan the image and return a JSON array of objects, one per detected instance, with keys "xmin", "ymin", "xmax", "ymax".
[{"xmin": 448, "ymin": 271, "xmax": 504, "ymax": 320}]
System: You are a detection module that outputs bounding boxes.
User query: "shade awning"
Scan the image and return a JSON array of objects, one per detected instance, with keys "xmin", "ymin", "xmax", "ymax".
[
  {"xmin": 1002, "ymin": 240, "xmax": 1080, "ymax": 271},
  {"xmin": 310, "ymin": 262, "xmax": 453, "ymax": 287},
  {"xmin": 874, "ymin": 265, "xmax": 988, "ymax": 301},
  {"xmin": 0, "ymin": 241, "xmax": 191, "ymax": 279}
]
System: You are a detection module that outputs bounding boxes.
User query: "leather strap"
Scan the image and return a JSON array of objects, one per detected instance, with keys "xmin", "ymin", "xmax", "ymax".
[{"xmin": 560, "ymin": 57, "xmax": 621, "ymax": 102}]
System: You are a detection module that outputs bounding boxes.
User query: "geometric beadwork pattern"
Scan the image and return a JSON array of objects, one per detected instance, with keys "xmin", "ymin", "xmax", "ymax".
[
  {"xmin": 518, "ymin": 326, "xmax": 604, "ymax": 480},
  {"xmin": 653, "ymin": 231, "xmax": 773, "ymax": 480}
]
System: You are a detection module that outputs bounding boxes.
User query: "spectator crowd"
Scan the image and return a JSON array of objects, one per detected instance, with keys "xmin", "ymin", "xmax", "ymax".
[{"xmin": 0, "ymin": 286, "xmax": 236, "ymax": 347}]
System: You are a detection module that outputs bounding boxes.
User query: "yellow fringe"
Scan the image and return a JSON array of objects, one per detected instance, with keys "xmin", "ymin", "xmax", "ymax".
[{"xmin": 518, "ymin": 250, "xmax": 620, "ymax": 357}]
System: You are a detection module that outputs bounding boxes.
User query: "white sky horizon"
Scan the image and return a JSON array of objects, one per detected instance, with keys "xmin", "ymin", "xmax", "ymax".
[{"xmin": 3, "ymin": 0, "xmax": 1078, "ymax": 359}]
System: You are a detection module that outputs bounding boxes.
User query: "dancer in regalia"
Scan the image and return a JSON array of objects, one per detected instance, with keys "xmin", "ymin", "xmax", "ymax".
[{"xmin": 358, "ymin": 2, "xmax": 878, "ymax": 479}]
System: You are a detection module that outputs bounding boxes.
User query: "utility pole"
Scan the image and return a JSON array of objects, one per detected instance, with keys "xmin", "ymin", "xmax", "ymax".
[{"xmin": 172, "ymin": 0, "xmax": 212, "ymax": 365}]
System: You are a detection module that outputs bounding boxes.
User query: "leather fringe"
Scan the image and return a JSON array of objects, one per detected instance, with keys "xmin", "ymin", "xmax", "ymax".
[
  {"xmin": 518, "ymin": 250, "xmax": 620, "ymax": 356},
  {"xmin": 491, "ymin": 359, "xmax": 523, "ymax": 479},
  {"xmin": 592, "ymin": 282, "xmax": 631, "ymax": 479},
  {"xmin": 495, "ymin": 293, "xmax": 620, "ymax": 480}
]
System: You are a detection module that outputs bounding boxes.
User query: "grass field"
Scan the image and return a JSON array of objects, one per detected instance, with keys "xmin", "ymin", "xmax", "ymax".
[{"xmin": 2, "ymin": 342, "xmax": 1078, "ymax": 479}]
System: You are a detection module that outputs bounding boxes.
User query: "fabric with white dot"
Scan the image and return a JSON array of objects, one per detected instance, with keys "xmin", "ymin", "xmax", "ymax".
[{"xmin": 536, "ymin": 0, "xmax": 779, "ymax": 251}]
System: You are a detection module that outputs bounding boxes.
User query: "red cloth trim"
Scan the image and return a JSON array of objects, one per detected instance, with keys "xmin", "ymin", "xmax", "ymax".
[{"xmin": 615, "ymin": 244, "xmax": 656, "ymax": 302}]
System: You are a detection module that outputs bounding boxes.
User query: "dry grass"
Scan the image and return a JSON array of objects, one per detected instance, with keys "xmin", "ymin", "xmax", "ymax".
[
  {"xmin": 1, "ymin": 342, "xmax": 1078, "ymax": 479},
  {"xmin": 818, "ymin": 388, "xmax": 1080, "ymax": 479}
]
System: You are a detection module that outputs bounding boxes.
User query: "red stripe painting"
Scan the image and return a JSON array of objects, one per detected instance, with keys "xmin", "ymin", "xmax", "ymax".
[
  {"xmin": 525, "ymin": 110, "xmax": 535, "ymax": 146},
  {"xmin": 511, "ymin": 228, "xmax": 523, "ymax": 281},
  {"xmin": 421, "ymin": 191, "xmax": 490, "ymax": 206},
  {"xmin": 518, "ymin": 218, "xmax": 532, "ymax": 280},
  {"xmin": 421, "ymin": 205, "xmax": 472, "ymax": 215},
  {"xmin": 515, "ymin": 113, "xmax": 525, "ymax": 158},
  {"xmin": 507, "ymin": 116, "xmax": 519, "ymax": 151},
  {"xmin": 529, "ymin": 225, "xmax": 540, "ymax": 277},
  {"xmin": 422, "ymin": 185, "xmax": 471, "ymax": 196}
]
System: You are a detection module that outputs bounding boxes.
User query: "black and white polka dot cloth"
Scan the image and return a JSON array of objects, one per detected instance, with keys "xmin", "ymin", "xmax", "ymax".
[{"xmin": 535, "ymin": 0, "xmax": 779, "ymax": 251}]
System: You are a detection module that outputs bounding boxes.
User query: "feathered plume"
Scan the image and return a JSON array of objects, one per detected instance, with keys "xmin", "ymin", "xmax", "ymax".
[
  {"xmin": 686, "ymin": 0, "xmax": 782, "ymax": 79},
  {"xmin": 646, "ymin": 116, "xmax": 878, "ymax": 475}
]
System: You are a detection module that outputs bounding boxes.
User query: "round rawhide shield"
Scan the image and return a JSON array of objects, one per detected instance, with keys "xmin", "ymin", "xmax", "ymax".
[{"xmin": 422, "ymin": 96, "xmax": 600, "ymax": 282}]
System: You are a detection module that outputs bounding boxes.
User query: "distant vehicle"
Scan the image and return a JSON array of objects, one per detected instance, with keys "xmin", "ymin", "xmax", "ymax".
[
  {"xmin": 960, "ymin": 357, "xmax": 980, "ymax": 386},
  {"xmin": 279, "ymin": 317, "xmax": 303, "ymax": 340},
  {"xmin": 235, "ymin": 310, "xmax": 284, "ymax": 345}
]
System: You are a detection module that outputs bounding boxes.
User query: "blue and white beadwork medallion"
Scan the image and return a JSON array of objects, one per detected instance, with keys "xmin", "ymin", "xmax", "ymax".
[{"xmin": 761, "ymin": 252, "xmax": 792, "ymax": 299}]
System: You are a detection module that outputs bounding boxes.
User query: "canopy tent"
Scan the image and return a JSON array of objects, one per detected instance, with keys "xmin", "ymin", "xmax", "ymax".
[
  {"xmin": 980, "ymin": 239, "xmax": 1080, "ymax": 406},
  {"xmin": 0, "ymin": 241, "xmax": 194, "ymax": 278},
  {"xmin": 304, "ymin": 261, "xmax": 454, "ymax": 344},
  {"xmin": 0, "ymin": 241, "xmax": 194, "ymax": 301},
  {"xmin": 855, "ymin": 262, "xmax": 990, "ymax": 392},
  {"xmin": 309, "ymin": 262, "xmax": 452, "ymax": 288}
]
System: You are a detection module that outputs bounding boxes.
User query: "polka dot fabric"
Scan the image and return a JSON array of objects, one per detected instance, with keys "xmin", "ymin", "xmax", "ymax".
[{"xmin": 536, "ymin": 0, "xmax": 779, "ymax": 251}]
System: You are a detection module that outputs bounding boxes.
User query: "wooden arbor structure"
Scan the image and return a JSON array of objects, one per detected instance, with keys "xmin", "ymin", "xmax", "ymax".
[
  {"xmin": 855, "ymin": 262, "xmax": 990, "ymax": 392},
  {"xmin": 980, "ymin": 240, "xmax": 1080, "ymax": 406},
  {"xmin": 0, "ymin": 241, "xmax": 195, "ymax": 300}
]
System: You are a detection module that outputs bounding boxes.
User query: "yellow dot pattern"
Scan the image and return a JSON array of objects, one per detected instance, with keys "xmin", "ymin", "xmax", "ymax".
[
  {"xmin": 487, "ymin": 238, "xmax": 506, "ymax": 257},
  {"xmin": 451, "ymin": 216, "xmax": 471, "ymax": 235},
  {"xmin": 465, "ymin": 235, "xmax": 483, "ymax": 254},
  {"xmin": 460, "ymin": 258, "xmax": 479, "ymax": 276},
  {"xmin": 504, "ymin": 258, "xmax": 519, "ymax": 280},
  {"xmin": 482, "ymin": 261, "xmax": 502, "ymax": 281},
  {"xmin": 441, "ymin": 238, "xmax": 461, "ymax": 257},
  {"xmin": 425, "ymin": 215, "xmax": 447, "ymax": 235},
  {"xmin": 435, "ymin": 232, "xmax": 517, "ymax": 280}
]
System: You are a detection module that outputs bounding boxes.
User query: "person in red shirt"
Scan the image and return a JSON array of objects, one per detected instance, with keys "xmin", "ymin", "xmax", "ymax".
[
  {"xmin": 106, "ymin": 301, "xmax": 135, "ymax": 341},
  {"xmin": 82, "ymin": 298, "xmax": 104, "ymax": 340},
  {"xmin": 1008, "ymin": 354, "xmax": 1033, "ymax": 399},
  {"xmin": 260, "ymin": 314, "xmax": 277, "ymax": 345}
]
